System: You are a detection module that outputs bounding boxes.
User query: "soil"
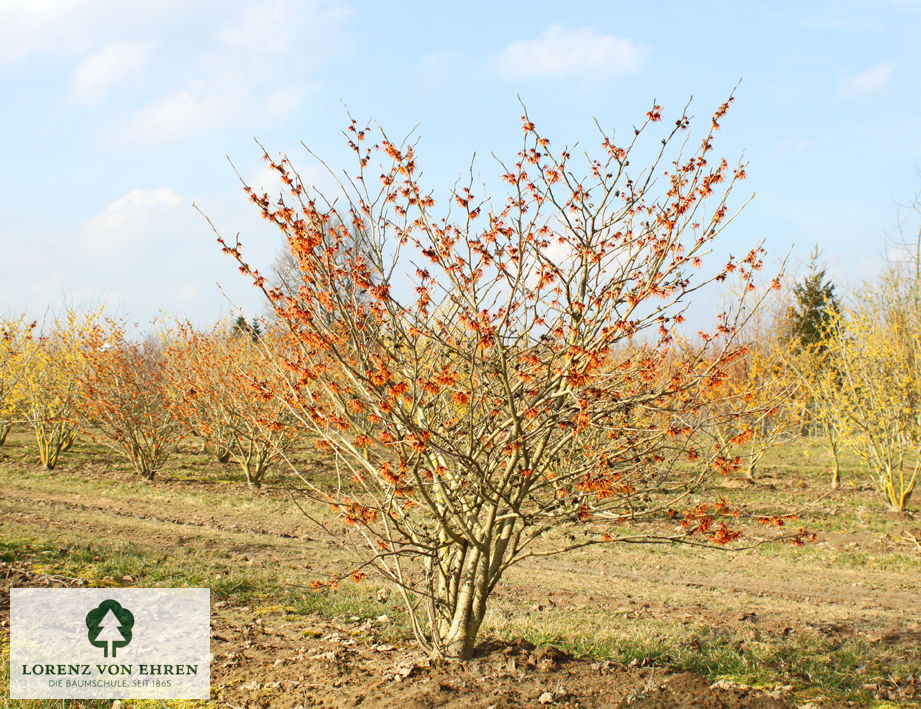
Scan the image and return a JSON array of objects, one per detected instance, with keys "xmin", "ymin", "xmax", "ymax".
[{"xmin": 1, "ymin": 563, "xmax": 795, "ymax": 708}]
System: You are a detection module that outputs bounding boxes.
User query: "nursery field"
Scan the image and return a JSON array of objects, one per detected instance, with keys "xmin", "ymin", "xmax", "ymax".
[
  {"xmin": 1, "ymin": 429, "xmax": 919, "ymax": 708},
  {"xmin": 6, "ymin": 2, "xmax": 921, "ymax": 708}
]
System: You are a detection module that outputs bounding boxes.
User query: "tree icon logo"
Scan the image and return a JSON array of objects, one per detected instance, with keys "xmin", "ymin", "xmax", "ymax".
[{"xmin": 86, "ymin": 600, "xmax": 134, "ymax": 658}]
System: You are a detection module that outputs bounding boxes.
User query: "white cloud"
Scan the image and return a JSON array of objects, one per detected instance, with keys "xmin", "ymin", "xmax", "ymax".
[
  {"xmin": 415, "ymin": 49, "xmax": 462, "ymax": 85},
  {"xmin": 69, "ymin": 40, "xmax": 152, "ymax": 102},
  {"xmin": 247, "ymin": 164, "xmax": 287, "ymax": 196},
  {"xmin": 246, "ymin": 157, "xmax": 335, "ymax": 199},
  {"xmin": 3, "ymin": 188, "xmax": 284, "ymax": 325},
  {"xmin": 128, "ymin": 88, "xmax": 239, "ymax": 142},
  {"xmin": 27, "ymin": 273, "xmax": 66, "ymax": 300},
  {"xmin": 63, "ymin": 187, "xmax": 280, "ymax": 322},
  {"xmin": 175, "ymin": 284, "xmax": 199, "ymax": 301},
  {"xmin": 219, "ymin": 0, "xmax": 295, "ymax": 54},
  {"xmin": 773, "ymin": 138, "xmax": 810, "ymax": 164},
  {"xmin": 122, "ymin": 1, "xmax": 352, "ymax": 143},
  {"xmin": 264, "ymin": 86, "xmax": 304, "ymax": 120},
  {"xmin": 218, "ymin": 0, "xmax": 352, "ymax": 64},
  {"xmin": 407, "ymin": 49, "xmax": 462, "ymax": 103},
  {"xmin": 0, "ymin": 0, "xmax": 181, "ymax": 63},
  {"xmin": 495, "ymin": 25, "xmax": 648, "ymax": 83},
  {"xmin": 840, "ymin": 62, "xmax": 895, "ymax": 97},
  {"xmin": 82, "ymin": 188, "xmax": 184, "ymax": 252},
  {"xmin": 0, "ymin": 0, "xmax": 104, "ymax": 62}
]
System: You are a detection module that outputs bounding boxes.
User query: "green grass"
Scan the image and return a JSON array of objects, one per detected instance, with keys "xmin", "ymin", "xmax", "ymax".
[{"xmin": 485, "ymin": 606, "xmax": 921, "ymax": 706}]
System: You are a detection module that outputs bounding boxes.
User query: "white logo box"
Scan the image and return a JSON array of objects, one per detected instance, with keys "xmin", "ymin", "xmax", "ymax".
[{"xmin": 10, "ymin": 588, "xmax": 210, "ymax": 699}]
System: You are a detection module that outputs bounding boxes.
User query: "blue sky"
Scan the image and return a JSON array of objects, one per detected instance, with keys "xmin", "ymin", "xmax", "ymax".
[{"xmin": 2, "ymin": 0, "xmax": 920, "ymax": 326}]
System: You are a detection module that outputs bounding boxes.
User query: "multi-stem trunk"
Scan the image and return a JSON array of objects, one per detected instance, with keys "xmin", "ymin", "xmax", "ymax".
[
  {"xmin": 438, "ymin": 547, "xmax": 488, "ymax": 658},
  {"xmin": 134, "ymin": 461, "xmax": 156, "ymax": 481},
  {"xmin": 243, "ymin": 459, "xmax": 265, "ymax": 488},
  {"xmin": 35, "ymin": 421, "xmax": 70, "ymax": 470},
  {"xmin": 430, "ymin": 517, "xmax": 518, "ymax": 658},
  {"xmin": 879, "ymin": 462, "xmax": 917, "ymax": 512},
  {"xmin": 239, "ymin": 438, "xmax": 272, "ymax": 489},
  {"xmin": 127, "ymin": 443, "xmax": 157, "ymax": 481}
]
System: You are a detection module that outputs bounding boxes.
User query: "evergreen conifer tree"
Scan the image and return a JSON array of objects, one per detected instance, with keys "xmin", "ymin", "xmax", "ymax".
[{"xmin": 788, "ymin": 246, "xmax": 839, "ymax": 349}]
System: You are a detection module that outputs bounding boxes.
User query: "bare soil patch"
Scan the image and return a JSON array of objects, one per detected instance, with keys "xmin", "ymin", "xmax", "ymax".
[{"xmin": 2, "ymin": 563, "xmax": 795, "ymax": 708}]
